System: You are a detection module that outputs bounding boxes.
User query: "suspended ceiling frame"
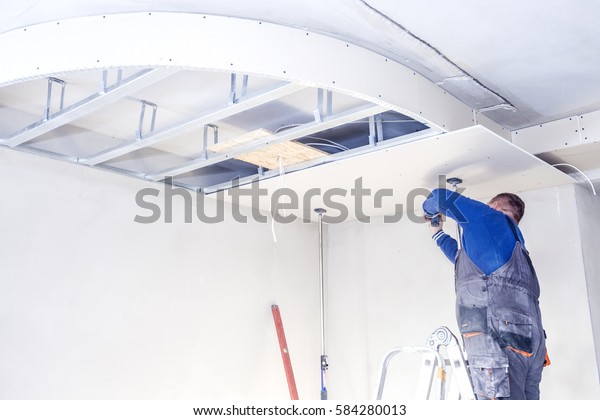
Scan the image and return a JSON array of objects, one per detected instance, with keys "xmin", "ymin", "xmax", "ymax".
[{"xmin": 0, "ymin": 11, "xmax": 573, "ymax": 210}]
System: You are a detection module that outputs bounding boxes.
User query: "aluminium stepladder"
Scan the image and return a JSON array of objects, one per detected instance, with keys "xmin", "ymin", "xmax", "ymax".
[{"xmin": 375, "ymin": 326, "xmax": 476, "ymax": 400}]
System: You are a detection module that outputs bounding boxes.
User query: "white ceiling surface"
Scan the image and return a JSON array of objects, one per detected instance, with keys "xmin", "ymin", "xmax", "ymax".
[
  {"xmin": 2, "ymin": 0, "xmax": 599, "ymax": 131},
  {"xmin": 237, "ymin": 125, "xmax": 573, "ymax": 220},
  {"xmin": 0, "ymin": 0, "xmax": 597, "ymax": 219}
]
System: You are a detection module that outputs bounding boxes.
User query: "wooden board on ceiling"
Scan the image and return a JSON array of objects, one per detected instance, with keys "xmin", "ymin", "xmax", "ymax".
[{"xmin": 208, "ymin": 128, "xmax": 327, "ymax": 169}]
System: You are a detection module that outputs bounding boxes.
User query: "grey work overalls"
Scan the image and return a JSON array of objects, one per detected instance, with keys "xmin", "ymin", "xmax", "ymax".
[{"xmin": 455, "ymin": 217, "xmax": 547, "ymax": 399}]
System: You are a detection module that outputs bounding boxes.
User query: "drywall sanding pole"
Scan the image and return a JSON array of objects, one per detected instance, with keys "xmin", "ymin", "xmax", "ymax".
[
  {"xmin": 271, "ymin": 304, "xmax": 299, "ymax": 400},
  {"xmin": 314, "ymin": 208, "xmax": 328, "ymax": 400},
  {"xmin": 447, "ymin": 177, "xmax": 463, "ymax": 244}
]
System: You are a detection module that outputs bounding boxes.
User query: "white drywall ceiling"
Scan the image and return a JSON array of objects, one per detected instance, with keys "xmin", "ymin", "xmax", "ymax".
[
  {"xmin": 228, "ymin": 125, "xmax": 573, "ymax": 221},
  {"xmin": 1, "ymin": 0, "xmax": 599, "ymax": 130},
  {"xmin": 0, "ymin": 1, "xmax": 597, "ymax": 202}
]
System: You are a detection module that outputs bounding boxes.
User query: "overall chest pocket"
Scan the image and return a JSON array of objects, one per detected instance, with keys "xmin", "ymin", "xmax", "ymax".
[{"xmin": 495, "ymin": 308, "xmax": 534, "ymax": 356}]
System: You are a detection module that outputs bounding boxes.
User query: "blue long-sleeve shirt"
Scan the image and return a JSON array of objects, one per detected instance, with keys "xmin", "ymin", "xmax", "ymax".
[{"xmin": 422, "ymin": 188, "xmax": 525, "ymax": 275}]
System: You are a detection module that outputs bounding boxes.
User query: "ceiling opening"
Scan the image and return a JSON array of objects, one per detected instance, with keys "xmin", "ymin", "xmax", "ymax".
[{"xmin": 0, "ymin": 67, "xmax": 430, "ymax": 193}]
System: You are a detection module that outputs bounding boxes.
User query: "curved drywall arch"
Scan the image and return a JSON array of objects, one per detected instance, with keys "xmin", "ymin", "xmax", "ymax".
[{"xmin": 0, "ymin": 12, "xmax": 490, "ymax": 134}]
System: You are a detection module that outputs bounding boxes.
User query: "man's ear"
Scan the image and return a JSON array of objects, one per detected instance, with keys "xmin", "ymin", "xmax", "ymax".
[{"xmin": 489, "ymin": 201, "xmax": 501, "ymax": 211}]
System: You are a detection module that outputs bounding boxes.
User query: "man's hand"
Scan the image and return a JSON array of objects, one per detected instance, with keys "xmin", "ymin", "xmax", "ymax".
[{"xmin": 425, "ymin": 214, "xmax": 443, "ymax": 235}]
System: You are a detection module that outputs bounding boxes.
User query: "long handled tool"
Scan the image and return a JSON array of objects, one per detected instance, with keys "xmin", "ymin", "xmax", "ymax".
[
  {"xmin": 314, "ymin": 208, "xmax": 328, "ymax": 400},
  {"xmin": 430, "ymin": 177, "xmax": 463, "ymax": 227}
]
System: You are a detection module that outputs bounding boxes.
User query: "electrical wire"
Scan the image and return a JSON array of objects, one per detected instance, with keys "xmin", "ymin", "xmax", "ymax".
[
  {"xmin": 304, "ymin": 136, "xmax": 349, "ymax": 150},
  {"xmin": 304, "ymin": 143, "xmax": 348, "ymax": 152},
  {"xmin": 274, "ymin": 124, "xmax": 301, "ymax": 133},
  {"xmin": 271, "ymin": 157, "xmax": 287, "ymax": 243}
]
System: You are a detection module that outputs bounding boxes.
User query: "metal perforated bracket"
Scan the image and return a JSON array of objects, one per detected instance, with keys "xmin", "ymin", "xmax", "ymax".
[
  {"xmin": 101, "ymin": 68, "xmax": 124, "ymax": 92},
  {"xmin": 136, "ymin": 100, "xmax": 158, "ymax": 140},
  {"xmin": 44, "ymin": 77, "xmax": 66, "ymax": 121},
  {"xmin": 229, "ymin": 73, "xmax": 249, "ymax": 105},
  {"xmin": 368, "ymin": 114, "xmax": 384, "ymax": 146},
  {"xmin": 315, "ymin": 89, "xmax": 333, "ymax": 123},
  {"xmin": 203, "ymin": 124, "xmax": 219, "ymax": 160}
]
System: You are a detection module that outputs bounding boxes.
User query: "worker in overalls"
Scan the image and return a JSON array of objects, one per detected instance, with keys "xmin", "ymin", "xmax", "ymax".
[{"xmin": 423, "ymin": 188, "xmax": 549, "ymax": 400}]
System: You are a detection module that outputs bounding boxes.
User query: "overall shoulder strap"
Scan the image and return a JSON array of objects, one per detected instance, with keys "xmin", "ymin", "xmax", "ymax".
[{"xmin": 505, "ymin": 215, "xmax": 521, "ymax": 243}]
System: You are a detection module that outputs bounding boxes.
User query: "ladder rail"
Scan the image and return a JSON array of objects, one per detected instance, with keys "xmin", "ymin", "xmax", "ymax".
[
  {"xmin": 375, "ymin": 326, "xmax": 475, "ymax": 400},
  {"xmin": 375, "ymin": 346, "xmax": 445, "ymax": 400}
]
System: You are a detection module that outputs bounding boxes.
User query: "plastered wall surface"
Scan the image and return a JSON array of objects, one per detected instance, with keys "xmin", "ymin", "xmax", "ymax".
[
  {"xmin": 326, "ymin": 184, "xmax": 600, "ymax": 400},
  {"xmin": 1, "ymin": 144, "xmax": 599, "ymax": 400},
  {"xmin": 0, "ymin": 148, "xmax": 322, "ymax": 399},
  {"xmin": 573, "ymin": 185, "xmax": 600, "ymax": 380}
]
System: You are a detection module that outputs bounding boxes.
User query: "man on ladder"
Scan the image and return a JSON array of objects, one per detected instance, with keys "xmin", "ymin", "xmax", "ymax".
[{"xmin": 423, "ymin": 185, "xmax": 550, "ymax": 400}]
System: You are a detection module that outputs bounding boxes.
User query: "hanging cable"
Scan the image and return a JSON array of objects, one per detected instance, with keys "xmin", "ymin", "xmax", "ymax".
[
  {"xmin": 271, "ymin": 157, "xmax": 287, "ymax": 243},
  {"xmin": 305, "ymin": 137, "xmax": 349, "ymax": 150},
  {"xmin": 304, "ymin": 143, "xmax": 348, "ymax": 152},
  {"xmin": 274, "ymin": 124, "xmax": 301, "ymax": 133}
]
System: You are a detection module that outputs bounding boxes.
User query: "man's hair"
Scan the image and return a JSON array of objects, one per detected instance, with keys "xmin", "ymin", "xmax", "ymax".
[{"xmin": 489, "ymin": 193, "xmax": 525, "ymax": 223}]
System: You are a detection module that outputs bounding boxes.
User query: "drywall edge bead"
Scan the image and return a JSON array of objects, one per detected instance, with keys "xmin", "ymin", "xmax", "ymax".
[{"xmin": 0, "ymin": 12, "xmax": 496, "ymax": 134}]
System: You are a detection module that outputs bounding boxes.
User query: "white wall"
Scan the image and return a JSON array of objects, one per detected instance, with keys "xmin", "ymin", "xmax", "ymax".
[
  {"xmin": 325, "ymin": 183, "xmax": 600, "ymax": 400},
  {"xmin": 3, "ymin": 145, "xmax": 599, "ymax": 400},
  {"xmin": 518, "ymin": 185, "xmax": 599, "ymax": 398},
  {"xmin": 574, "ymin": 184, "xmax": 600, "ymax": 379},
  {"xmin": 0, "ymin": 148, "xmax": 322, "ymax": 399}
]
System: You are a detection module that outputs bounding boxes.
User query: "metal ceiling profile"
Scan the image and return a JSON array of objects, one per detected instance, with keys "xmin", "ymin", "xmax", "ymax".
[
  {"xmin": 0, "ymin": 66, "xmax": 429, "ymax": 192},
  {"xmin": 0, "ymin": 12, "xmax": 459, "ymax": 194}
]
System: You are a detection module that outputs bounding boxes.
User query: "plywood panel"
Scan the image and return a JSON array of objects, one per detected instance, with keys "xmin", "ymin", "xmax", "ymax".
[{"xmin": 208, "ymin": 128, "xmax": 327, "ymax": 170}]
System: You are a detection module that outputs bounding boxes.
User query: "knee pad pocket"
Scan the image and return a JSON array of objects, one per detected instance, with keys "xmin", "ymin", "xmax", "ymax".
[{"xmin": 468, "ymin": 354, "xmax": 510, "ymax": 399}]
